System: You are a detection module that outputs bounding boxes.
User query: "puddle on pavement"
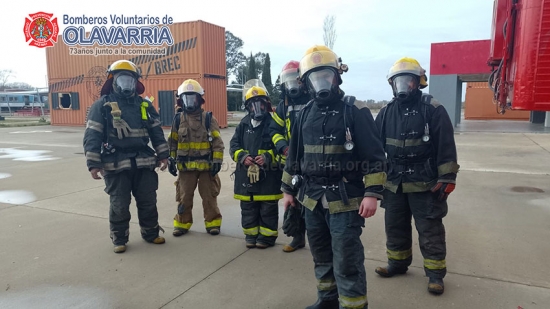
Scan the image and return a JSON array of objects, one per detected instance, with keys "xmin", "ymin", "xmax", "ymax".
[
  {"xmin": 0, "ymin": 190, "xmax": 37, "ymax": 204},
  {"xmin": 0, "ymin": 286, "xmax": 113, "ymax": 308},
  {"xmin": 509, "ymin": 186, "xmax": 545, "ymax": 193},
  {"xmin": 0, "ymin": 148, "xmax": 60, "ymax": 161},
  {"xmin": 0, "ymin": 173, "xmax": 11, "ymax": 179}
]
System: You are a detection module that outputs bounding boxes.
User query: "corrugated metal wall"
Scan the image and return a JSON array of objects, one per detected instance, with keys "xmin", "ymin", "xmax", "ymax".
[
  {"xmin": 464, "ymin": 82, "xmax": 530, "ymax": 120},
  {"xmin": 46, "ymin": 20, "xmax": 227, "ymax": 127}
]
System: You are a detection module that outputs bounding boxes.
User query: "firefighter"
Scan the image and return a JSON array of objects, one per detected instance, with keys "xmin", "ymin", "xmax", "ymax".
[
  {"xmin": 373, "ymin": 57, "xmax": 459, "ymax": 295},
  {"xmin": 169, "ymin": 79, "xmax": 224, "ymax": 237},
  {"xmin": 269, "ymin": 60, "xmax": 310, "ymax": 253},
  {"xmin": 281, "ymin": 45, "xmax": 387, "ymax": 309},
  {"xmin": 230, "ymin": 83, "xmax": 282, "ymax": 249},
  {"xmin": 83, "ymin": 59, "xmax": 169, "ymax": 254}
]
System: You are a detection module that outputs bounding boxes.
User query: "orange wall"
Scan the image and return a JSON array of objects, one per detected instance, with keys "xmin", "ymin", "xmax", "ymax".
[{"xmin": 464, "ymin": 82, "xmax": 530, "ymax": 120}]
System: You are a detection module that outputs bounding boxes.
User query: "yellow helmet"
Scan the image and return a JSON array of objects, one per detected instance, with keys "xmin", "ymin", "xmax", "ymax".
[
  {"xmin": 177, "ymin": 79, "xmax": 204, "ymax": 96},
  {"xmin": 245, "ymin": 86, "xmax": 268, "ymax": 102},
  {"xmin": 298, "ymin": 45, "xmax": 348, "ymax": 81},
  {"xmin": 387, "ymin": 57, "xmax": 428, "ymax": 89},
  {"xmin": 101, "ymin": 59, "xmax": 144, "ymax": 96}
]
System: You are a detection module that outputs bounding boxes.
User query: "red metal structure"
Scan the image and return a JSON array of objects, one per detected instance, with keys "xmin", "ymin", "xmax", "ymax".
[{"xmin": 489, "ymin": 0, "xmax": 550, "ymax": 113}]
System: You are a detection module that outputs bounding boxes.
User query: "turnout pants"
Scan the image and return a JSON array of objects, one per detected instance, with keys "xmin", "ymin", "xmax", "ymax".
[
  {"xmin": 305, "ymin": 201, "xmax": 368, "ymax": 309},
  {"xmin": 174, "ymin": 170, "xmax": 222, "ymax": 233},
  {"xmin": 104, "ymin": 167, "xmax": 160, "ymax": 245},
  {"xmin": 381, "ymin": 186, "xmax": 448, "ymax": 278},
  {"xmin": 240, "ymin": 201, "xmax": 279, "ymax": 246}
]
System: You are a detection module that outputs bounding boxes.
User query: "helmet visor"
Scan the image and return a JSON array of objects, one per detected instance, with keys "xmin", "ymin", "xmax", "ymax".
[
  {"xmin": 181, "ymin": 93, "xmax": 200, "ymax": 111},
  {"xmin": 306, "ymin": 69, "xmax": 336, "ymax": 99},
  {"xmin": 392, "ymin": 74, "xmax": 419, "ymax": 100},
  {"xmin": 284, "ymin": 79, "xmax": 301, "ymax": 98},
  {"xmin": 247, "ymin": 97, "xmax": 268, "ymax": 120},
  {"xmin": 113, "ymin": 73, "xmax": 136, "ymax": 96}
]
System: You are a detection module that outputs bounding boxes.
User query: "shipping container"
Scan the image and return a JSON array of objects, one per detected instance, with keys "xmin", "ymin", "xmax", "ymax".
[
  {"xmin": 45, "ymin": 20, "xmax": 227, "ymax": 127},
  {"xmin": 464, "ymin": 82, "xmax": 530, "ymax": 120}
]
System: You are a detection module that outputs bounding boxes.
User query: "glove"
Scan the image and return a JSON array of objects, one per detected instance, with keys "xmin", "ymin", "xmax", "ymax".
[
  {"xmin": 282, "ymin": 203, "xmax": 304, "ymax": 237},
  {"xmin": 168, "ymin": 157, "xmax": 178, "ymax": 177},
  {"xmin": 431, "ymin": 182, "xmax": 456, "ymax": 201},
  {"xmin": 210, "ymin": 162, "xmax": 222, "ymax": 176},
  {"xmin": 247, "ymin": 164, "xmax": 260, "ymax": 183},
  {"xmin": 104, "ymin": 102, "xmax": 131, "ymax": 139},
  {"xmin": 282, "ymin": 146, "xmax": 289, "ymax": 156}
]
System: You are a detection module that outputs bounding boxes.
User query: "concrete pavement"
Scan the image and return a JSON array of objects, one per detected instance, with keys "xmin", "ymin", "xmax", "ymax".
[{"xmin": 0, "ymin": 121, "xmax": 549, "ymax": 309}]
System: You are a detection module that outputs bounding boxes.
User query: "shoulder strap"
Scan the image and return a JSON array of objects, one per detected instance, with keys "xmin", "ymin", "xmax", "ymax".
[
  {"xmin": 421, "ymin": 93, "xmax": 433, "ymax": 105},
  {"xmin": 342, "ymin": 95, "xmax": 356, "ymax": 135},
  {"xmin": 205, "ymin": 111, "xmax": 213, "ymax": 133}
]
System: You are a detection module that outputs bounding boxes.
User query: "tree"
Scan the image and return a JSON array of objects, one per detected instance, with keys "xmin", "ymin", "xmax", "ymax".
[
  {"xmin": 247, "ymin": 53, "xmax": 258, "ymax": 80},
  {"xmin": 0, "ymin": 69, "xmax": 14, "ymax": 91},
  {"xmin": 323, "ymin": 15, "xmax": 337, "ymax": 50},
  {"xmin": 270, "ymin": 75, "xmax": 282, "ymax": 105},
  {"xmin": 225, "ymin": 31, "xmax": 246, "ymax": 80},
  {"xmin": 5, "ymin": 82, "xmax": 34, "ymax": 90},
  {"xmin": 262, "ymin": 53, "xmax": 273, "ymax": 95}
]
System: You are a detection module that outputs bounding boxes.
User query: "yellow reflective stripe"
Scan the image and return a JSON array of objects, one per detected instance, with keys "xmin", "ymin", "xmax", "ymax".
[
  {"xmin": 272, "ymin": 112, "xmax": 285, "ymax": 126},
  {"xmin": 424, "ymin": 258, "xmax": 446, "ymax": 270},
  {"xmin": 177, "ymin": 162, "xmax": 210, "ymax": 170},
  {"xmin": 169, "ymin": 132, "xmax": 178, "ymax": 141},
  {"xmin": 178, "ymin": 142, "xmax": 211, "ymax": 150},
  {"xmin": 170, "ymin": 151, "xmax": 177, "ymax": 158},
  {"xmin": 317, "ymin": 279, "xmax": 337, "ymax": 291},
  {"xmin": 243, "ymin": 226, "xmax": 259, "ymax": 236},
  {"xmin": 213, "ymin": 151, "xmax": 224, "ymax": 160},
  {"xmin": 205, "ymin": 218, "xmax": 222, "ymax": 228},
  {"xmin": 282, "ymin": 171, "xmax": 293, "ymax": 186},
  {"xmin": 258, "ymin": 149, "xmax": 275, "ymax": 162},
  {"xmin": 140, "ymin": 102, "xmax": 148, "ymax": 120},
  {"xmin": 272, "ymin": 134, "xmax": 286, "ymax": 145},
  {"xmin": 386, "ymin": 248, "xmax": 412, "ymax": 260},
  {"xmin": 260, "ymin": 226, "xmax": 278, "ymax": 237},
  {"xmin": 364, "ymin": 172, "xmax": 387, "ymax": 187},
  {"xmin": 233, "ymin": 194, "xmax": 283, "ymax": 201},
  {"xmin": 173, "ymin": 220, "xmax": 192, "ymax": 230},
  {"xmin": 438, "ymin": 161, "xmax": 460, "ymax": 176},
  {"xmin": 211, "ymin": 130, "xmax": 221, "ymax": 138},
  {"xmin": 285, "ymin": 118, "xmax": 291, "ymax": 139},
  {"xmin": 339, "ymin": 295, "xmax": 367, "ymax": 309},
  {"xmin": 233, "ymin": 149, "xmax": 247, "ymax": 162}
]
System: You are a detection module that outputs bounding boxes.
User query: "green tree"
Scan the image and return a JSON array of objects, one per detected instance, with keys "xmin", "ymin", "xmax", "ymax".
[
  {"xmin": 225, "ymin": 31, "xmax": 246, "ymax": 80},
  {"xmin": 247, "ymin": 53, "xmax": 258, "ymax": 80},
  {"xmin": 262, "ymin": 53, "xmax": 273, "ymax": 95}
]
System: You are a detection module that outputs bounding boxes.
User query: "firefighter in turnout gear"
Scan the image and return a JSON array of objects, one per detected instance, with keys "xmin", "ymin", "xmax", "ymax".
[
  {"xmin": 169, "ymin": 79, "xmax": 224, "ymax": 236},
  {"xmin": 230, "ymin": 82, "xmax": 283, "ymax": 249},
  {"xmin": 83, "ymin": 59, "xmax": 169, "ymax": 254},
  {"xmin": 270, "ymin": 60, "xmax": 309, "ymax": 253},
  {"xmin": 281, "ymin": 45, "xmax": 387, "ymax": 309},
  {"xmin": 374, "ymin": 57, "xmax": 459, "ymax": 295}
]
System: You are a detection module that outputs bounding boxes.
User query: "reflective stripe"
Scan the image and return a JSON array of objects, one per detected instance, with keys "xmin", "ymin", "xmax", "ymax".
[
  {"xmin": 135, "ymin": 157, "xmax": 157, "ymax": 166},
  {"xmin": 243, "ymin": 226, "xmax": 259, "ymax": 236},
  {"xmin": 205, "ymin": 218, "xmax": 222, "ymax": 228},
  {"xmin": 340, "ymin": 295, "xmax": 367, "ymax": 309},
  {"xmin": 150, "ymin": 119, "xmax": 161, "ymax": 127},
  {"xmin": 272, "ymin": 134, "xmax": 286, "ymax": 145},
  {"xmin": 108, "ymin": 128, "xmax": 149, "ymax": 138},
  {"xmin": 173, "ymin": 220, "xmax": 192, "ymax": 230},
  {"xmin": 170, "ymin": 151, "xmax": 177, "ymax": 158},
  {"xmin": 178, "ymin": 142, "xmax": 211, "ymax": 150},
  {"xmin": 438, "ymin": 161, "xmax": 459, "ymax": 176},
  {"xmin": 386, "ymin": 248, "xmax": 412, "ymax": 260},
  {"xmin": 177, "ymin": 161, "xmax": 210, "ymax": 170},
  {"xmin": 317, "ymin": 279, "xmax": 337, "ymax": 291},
  {"xmin": 213, "ymin": 151, "xmax": 224, "ymax": 160},
  {"xmin": 287, "ymin": 104, "xmax": 306, "ymax": 112},
  {"xmin": 285, "ymin": 118, "xmax": 291, "ymax": 139},
  {"xmin": 155, "ymin": 143, "xmax": 169, "ymax": 154},
  {"xmin": 233, "ymin": 149, "xmax": 247, "ymax": 162},
  {"xmin": 103, "ymin": 159, "xmax": 133, "ymax": 171},
  {"xmin": 386, "ymin": 137, "xmax": 426, "ymax": 148},
  {"xmin": 364, "ymin": 172, "xmax": 387, "ymax": 187},
  {"xmin": 272, "ymin": 112, "xmax": 285, "ymax": 127},
  {"xmin": 86, "ymin": 120, "xmax": 104, "ymax": 133},
  {"xmin": 85, "ymin": 151, "xmax": 101, "ymax": 162},
  {"xmin": 140, "ymin": 102, "xmax": 148, "ymax": 120},
  {"xmin": 327, "ymin": 197, "xmax": 362, "ymax": 213},
  {"xmin": 424, "ymin": 258, "xmax": 446, "ymax": 270},
  {"xmin": 233, "ymin": 194, "xmax": 283, "ymax": 201},
  {"xmin": 169, "ymin": 132, "xmax": 178, "ymax": 141},
  {"xmin": 258, "ymin": 149, "xmax": 275, "ymax": 163},
  {"xmin": 282, "ymin": 171, "xmax": 293, "ymax": 186},
  {"xmin": 259, "ymin": 226, "xmax": 278, "ymax": 237},
  {"xmin": 212, "ymin": 130, "xmax": 221, "ymax": 138},
  {"xmin": 304, "ymin": 144, "xmax": 350, "ymax": 154}
]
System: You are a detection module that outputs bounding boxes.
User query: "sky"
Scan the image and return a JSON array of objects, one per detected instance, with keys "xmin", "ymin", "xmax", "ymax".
[{"xmin": 2, "ymin": 0, "xmax": 495, "ymax": 101}]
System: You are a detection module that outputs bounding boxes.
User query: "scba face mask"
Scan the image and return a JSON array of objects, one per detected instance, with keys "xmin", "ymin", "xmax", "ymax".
[
  {"xmin": 306, "ymin": 68, "xmax": 339, "ymax": 103},
  {"xmin": 392, "ymin": 74, "xmax": 419, "ymax": 102},
  {"xmin": 113, "ymin": 72, "xmax": 137, "ymax": 98},
  {"xmin": 181, "ymin": 93, "xmax": 201, "ymax": 113},
  {"xmin": 247, "ymin": 98, "xmax": 268, "ymax": 121},
  {"xmin": 285, "ymin": 79, "xmax": 302, "ymax": 99}
]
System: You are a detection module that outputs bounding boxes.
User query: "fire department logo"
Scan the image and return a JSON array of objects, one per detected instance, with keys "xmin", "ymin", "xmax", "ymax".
[
  {"xmin": 86, "ymin": 66, "xmax": 107, "ymax": 101},
  {"xmin": 252, "ymin": 89, "xmax": 258, "ymax": 96},
  {"xmin": 186, "ymin": 83, "xmax": 194, "ymax": 91},
  {"xmin": 24, "ymin": 12, "xmax": 59, "ymax": 48},
  {"xmin": 312, "ymin": 52, "xmax": 323, "ymax": 64}
]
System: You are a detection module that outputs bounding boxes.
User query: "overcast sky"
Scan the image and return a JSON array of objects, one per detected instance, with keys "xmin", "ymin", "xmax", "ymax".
[{"xmin": 3, "ymin": 0, "xmax": 494, "ymax": 101}]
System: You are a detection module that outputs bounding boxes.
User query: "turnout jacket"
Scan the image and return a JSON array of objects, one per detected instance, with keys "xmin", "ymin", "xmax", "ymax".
[
  {"xmin": 270, "ymin": 95, "xmax": 310, "ymax": 160},
  {"xmin": 281, "ymin": 95, "xmax": 387, "ymax": 214},
  {"xmin": 168, "ymin": 109, "xmax": 224, "ymax": 171},
  {"xmin": 230, "ymin": 114, "xmax": 283, "ymax": 201},
  {"xmin": 83, "ymin": 94, "xmax": 169, "ymax": 173},
  {"xmin": 374, "ymin": 92, "xmax": 459, "ymax": 193}
]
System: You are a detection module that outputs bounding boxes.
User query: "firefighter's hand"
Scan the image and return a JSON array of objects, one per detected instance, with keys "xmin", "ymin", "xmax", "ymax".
[
  {"xmin": 254, "ymin": 155, "xmax": 265, "ymax": 166},
  {"xmin": 90, "ymin": 168, "xmax": 104, "ymax": 180},
  {"xmin": 243, "ymin": 156, "xmax": 254, "ymax": 166},
  {"xmin": 282, "ymin": 146, "xmax": 289, "ymax": 156},
  {"xmin": 431, "ymin": 182, "xmax": 456, "ymax": 201},
  {"xmin": 282, "ymin": 193, "xmax": 296, "ymax": 211},
  {"xmin": 158, "ymin": 158, "xmax": 168, "ymax": 171},
  {"xmin": 210, "ymin": 162, "xmax": 222, "ymax": 176},
  {"xmin": 359, "ymin": 197, "xmax": 377, "ymax": 218}
]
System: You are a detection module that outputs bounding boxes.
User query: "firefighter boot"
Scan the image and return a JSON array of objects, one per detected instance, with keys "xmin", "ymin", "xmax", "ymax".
[
  {"xmin": 151, "ymin": 236, "xmax": 165, "ymax": 244},
  {"xmin": 375, "ymin": 265, "xmax": 408, "ymax": 278},
  {"xmin": 428, "ymin": 277, "xmax": 444, "ymax": 295},
  {"xmin": 283, "ymin": 233, "xmax": 306, "ymax": 253},
  {"xmin": 173, "ymin": 228, "xmax": 188, "ymax": 237},
  {"xmin": 305, "ymin": 298, "xmax": 339, "ymax": 309},
  {"xmin": 113, "ymin": 245, "xmax": 126, "ymax": 254}
]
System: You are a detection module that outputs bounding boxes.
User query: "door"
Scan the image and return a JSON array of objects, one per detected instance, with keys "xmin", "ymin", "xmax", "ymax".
[{"xmin": 158, "ymin": 90, "xmax": 176, "ymax": 126}]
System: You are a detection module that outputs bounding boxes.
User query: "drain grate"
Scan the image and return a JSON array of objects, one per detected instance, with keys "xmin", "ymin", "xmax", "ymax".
[{"xmin": 510, "ymin": 186, "xmax": 545, "ymax": 193}]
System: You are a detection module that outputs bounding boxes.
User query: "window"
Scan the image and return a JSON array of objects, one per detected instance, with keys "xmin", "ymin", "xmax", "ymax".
[
  {"xmin": 59, "ymin": 93, "xmax": 72, "ymax": 109},
  {"xmin": 51, "ymin": 92, "xmax": 80, "ymax": 110}
]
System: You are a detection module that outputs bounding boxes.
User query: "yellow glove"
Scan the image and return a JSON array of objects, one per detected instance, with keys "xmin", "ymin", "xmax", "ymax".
[
  {"xmin": 104, "ymin": 102, "xmax": 132, "ymax": 139},
  {"xmin": 247, "ymin": 164, "xmax": 260, "ymax": 184}
]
